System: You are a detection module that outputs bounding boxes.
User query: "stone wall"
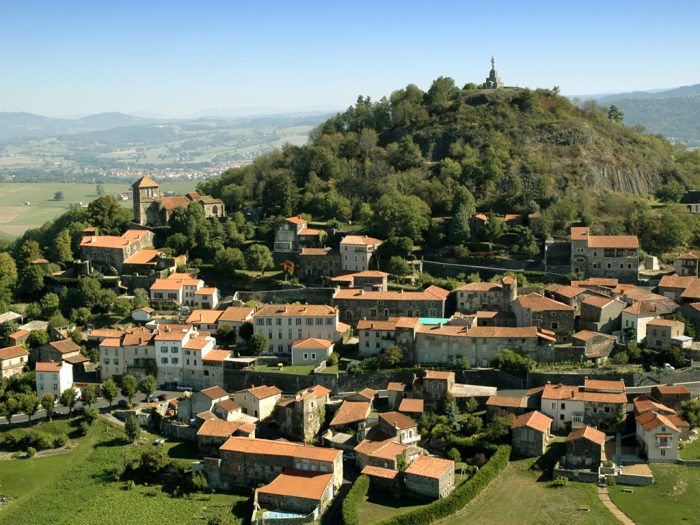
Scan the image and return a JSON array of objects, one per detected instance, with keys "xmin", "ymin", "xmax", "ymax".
[
  {"xmin": 161, "ymin": 420, "xmax": 197, "ymax": 441},
  {"xmin": 234, "ymin": 288, "xmax": 334, "ymax": 305},
  {"xmin": 553, "ymin": 466, "xmax": 599, "ymax": 483},
  {"xmin": 529, "ymin": 367, "xmax": 700, "ymax": 389},
  {"xmin": 615, "ymin": 472, "xmax": 654, "ymax": 486}
]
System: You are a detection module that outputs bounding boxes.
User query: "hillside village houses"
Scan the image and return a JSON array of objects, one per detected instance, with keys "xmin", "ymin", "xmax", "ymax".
[
  {"xmin": 0, "ymin": 345, "xmax": 29, "ymax": 379},
  {"xmin": 570, "ymin": 226, "xmax": 640, "ymax": 283},
  {"xmin": 35, "ymin": 361, "xmax": 73, "ymax": 400}
]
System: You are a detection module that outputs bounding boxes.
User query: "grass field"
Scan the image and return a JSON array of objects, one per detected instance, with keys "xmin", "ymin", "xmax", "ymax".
[
  {"xmin": 437, "ymin": 457, "xmax": 617, "ymax": 525},
  {"xmin": 0, "ymin": 418, "xmax": 247, "ymax": 524},
  {"xmin": 609, "ymin": 463, "xmax": 700, "ymax": 524},
  {"xmin": 0, "ymin": 180, "xmax": 196, "ymax": 239},
  {"xmin": 357, "ymin": 491, "xmax": 431, "ymax": 524},
  {"xmin": 679, "ymin": 438, "xmax": 700, "ymax": 459}
]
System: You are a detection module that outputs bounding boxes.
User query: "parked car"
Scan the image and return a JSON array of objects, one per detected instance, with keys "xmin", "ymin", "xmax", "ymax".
[{"xmin": 664, "ymin": 363, "xmax": 676, "ymax": 371}]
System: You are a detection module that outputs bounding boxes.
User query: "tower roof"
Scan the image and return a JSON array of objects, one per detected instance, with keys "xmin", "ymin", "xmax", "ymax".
[{"xmin": 132, "ymin": 175, "xmax": 160, "ymax": 189}]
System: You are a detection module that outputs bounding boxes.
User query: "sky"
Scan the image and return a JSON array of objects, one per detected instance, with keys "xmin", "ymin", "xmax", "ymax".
[{"xmin": 1, "ymin": 0, "xmax": 699, "ymax": 117}]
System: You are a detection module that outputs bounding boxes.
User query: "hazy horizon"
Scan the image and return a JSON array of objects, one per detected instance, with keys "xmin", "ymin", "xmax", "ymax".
[{"xmin": 2, "ymin": 0, "xmax": 699, "ymax": 117}]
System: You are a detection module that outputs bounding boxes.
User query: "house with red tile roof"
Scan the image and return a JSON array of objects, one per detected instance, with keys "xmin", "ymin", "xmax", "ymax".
[
  {"xmin": 255, "ymin": 470, "xmax": 335, "ymax": 517},
  {"xmin": 339, "ymin": 235, "xmax": 382, "ymax": 272},
  {"xmin": 333, "ymin": 286, "xmax": 449, "ymax": 323},
  {"xmin": 455, "ymin": 276, "xmax": 517, "ymax": 313},
  {"xmin": 291, "ymin": 338, "xmax": 334, "ymax": 366},
  {"xmin": 38, "ymin": 338, "xmax": 81, "ymax": 363},
  {"xmin": 149, "ymin": 272, "xmax": 204, "ymax": 306},
  {"xmin": 512, "ymin": 293, "xmax": 575, "ymax": 342},
  {"xmin": 578, "ymin": 295, "xmax": 627, "ymax": 334},
  {"xmin": 0, "ymin": 345, "xmax": 29, "ymax": 379},
  {"xmin": 80, "ymin": 229, "xmax": 155, "ymax": 273},
  {"xmin": 511, "ymin": 411, "xmax": 553, "ymax": 456},
  {"xmin": 216, "ymin": 306, "xmax": 254, "ymax": 329},
  {"xmin": 398, "ymin": 398, "xmax": 424, "ymax": 416},
  {"xmin": 331, "ymin": 270, "xmax": 389, "ymax": 292},
  {"xmin": 651, "ymin": 384, "xmax": 691, "ymax": 410},
  {"xmin": 357, "ymin": 317, "xmax": 421, "ymax": 357},
  {"xmin": 562, "ymin": 425, "xmax": 606, "ymax": 470},
  {"xmin": 35, "ymin": 361, "xmax": 73, "ymax": 399},
  {"xmin": 404, "ymin": 455, "xmax": 455, "ymax": 499},
  {"xmin": 570, "ymin": 226, "xmax": 640, "ymax": 283},
  {"xmin": 329, "ymin": 400, "xmax": 371, "ymax": 429},
  {"xmin": 232, "ymin": 385, "xmax": 283, "ymax": 421},
  {"xmin": 298, "ymin": 246, "xmax": 342, "ymax": 281},
  {"xmin": 645, "ymin": 318, "xmax": 686, "ymax": 350},
  {"xmin": 275, "ymin": 388, "xmax": 324, "ymax": 442},
  {"xmin": 541, "ymin": 379, "xmax": 627, "ymax": 431},
  {"xmin": 636, "ymin": 411, "xmax": 680, "ymax": 462},
  {"xmin": 196, "ymin": 419, "xmax": 255, "ymax": 455}
]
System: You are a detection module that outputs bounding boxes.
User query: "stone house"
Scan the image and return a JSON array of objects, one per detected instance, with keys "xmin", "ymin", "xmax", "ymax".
[
  {"xmin": 544, "ymin": 284, "xmax": 587, "ymax": 315},
  {"xmin": 674, "ymin": 251, "xmax": 700, "ymax": 276},
  {"xmin": 486, "ymin": 395, "xmax": 530, "ymax": 418},
  {"xmin": 329, "ymin": 400, "xmax": 371, "ymax": 430},
  {"xmin": 291, "ymin": 338, "xmax": 334, "ymax": 366},
  {"xmin": 562, "ymin": 426, "xmax": 605, "ymax": 470},
  {"xmin": 657, "ymin": 275, "xmax": 700, "ymax": 304},
  {"xmin": 377, "ymin": 411, "xmax": 420, "ymax": 446},
  {"xmin": 357, "ymin": 317, "xmax": 420, "ymax": 357},
  {"xmin": 398, "ymin": 398, "xmax": 424, "ymax": 417},
  {"xmin": 177, "ymin": 386, "xmax": 230, "ymax": 422},
  {"xmin": 332, "ymin": 286, "xmax": 449, "ymax": 324},
  {"xmin": 212, "ymin": 397, "xmax": 243, "ymax": 421},
  {"xmin": 196, "ymin": 419, "xmax": 255, "ymax": 456},
  {"xmin": 255, "ymin": 470, "xmax": 335, "ymax": 517},
  {"xmin": 340, "ymin": 235, "xmax": 382, "ymax": 272},
  {"xmin": 651, "ymin": 385, "xmax": 691, "ymax": 410},
  {"xmin": 331, "ymin": 271, "xmax": 389, "ymax": 292},
  {"xmin": 232, "ymin": 385, "xmax": 282, "ymax": 420},
  {"xmin": 355, "ymin": 438, "xmax": 411, "ymax": 471},
  {"xmin": 38, "ymin": 338, "xmax": 81, "ymax": 364},
  {"xmin": 454, "ymin": 277, "xmax": 517, "ymax": 313},
  {"xmin": 345, "ymin": 388, "xmax": 376, "ymax": 403},
  {"xmin": 570, "ymin": 226, "xmax": 639, "ymax": 283},
  {"xmin": 511, "ymin": 411, "xmax": 553, "ymax": 457},
  {"xmin": 79, "ymin": 229, "xmax": 155, "ymax": 273},
  {"xmin": 201, "ymin": 349, "xmax": 232, "ymax": 389},
  {"xmin": 645, "ymin": 319, "xmax": 685, "ymax": 350},
  {"xmin": 215, "ymin": 436, "xmax": 343, "ymax": 490},
  {"xmin": 404, "ymin": 456, "xmax": 455, "ymax": 499},
  {"xmin": 636, "ymin": 411, "xmax": 680, "ymax": 462},
  {"xmin": 386, "ymin": 382, "xmax": 408, "ymax": 409},
  {"xmin": 570, "ymin": 331, "xmax": 616, "ymax": 362},
  {"xmin": 621, "ymin": 302, "xmax": 663, "ymax": 343},
  {"xmin": 273, "ymin": 216, "xmax": 322, "ymax": 255},
  {"xmin": 512, "ymin": 293, "xmax": 575, "ymax": 342},
  {"xmin": 298, "ymin": 247, "xmax": 341, "ymax": 280},
  {"xmin": 540, "ymin": 380, "xmax": 626, "ymax": 432},
  {"xmin": 275, "ymin": 389, "xmax": 322, "ymax": 442},
  {"xmin": 578, "ymin": 295, "xmax": 626, "ymax": 334},
  {"xmin": 0, "ymin": 345, "xmax": 29, "ymax": 379}
]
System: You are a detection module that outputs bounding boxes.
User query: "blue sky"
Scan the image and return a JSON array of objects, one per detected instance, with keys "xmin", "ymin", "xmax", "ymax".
[{"xmin": 1, "ymin": 0, "xmax": 698, "ymax": 117}]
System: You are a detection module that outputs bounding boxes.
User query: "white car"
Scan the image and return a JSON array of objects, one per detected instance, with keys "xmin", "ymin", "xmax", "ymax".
[{"xmin": 663, "ymin": 363, "xmax": 675, "ymax": 372}]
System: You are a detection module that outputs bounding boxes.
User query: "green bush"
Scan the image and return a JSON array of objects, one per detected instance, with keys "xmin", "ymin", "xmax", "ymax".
[
  {"xmin": 341, "ymin": 474, "xmax": 370, "ymax": 525},
  {"xmin": 551, "ymin": 476, "xmax": 568, "ymax": 488},
  {"xmin": 53, "ymin": 434, "xmax": 68, "ymax": 448},
  {"xmin": 375, "ymin": 445, "xmax": 511, "ymax": 525},
  {"xmin": 26, "ymin": 446, "xmax": 36, "ymax": 458}
]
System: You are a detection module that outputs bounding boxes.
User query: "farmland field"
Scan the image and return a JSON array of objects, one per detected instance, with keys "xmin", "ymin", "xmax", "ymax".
[{"xmin": 0, "ymin": 180, "xmax": 196, "ymax": 238}]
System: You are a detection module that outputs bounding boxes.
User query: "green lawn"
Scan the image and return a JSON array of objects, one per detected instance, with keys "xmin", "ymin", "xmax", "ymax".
[
  {"xmin": 609, "ymin": 463, "xmax": 700, "ymax": 524},
  {"xmin": 0, "ymin": 418, "xmax": 247, "ymax": 524},
  {"xmin": 438, "ymin": 457, "xmax": 617, "ymax": 525},
  {"xmin": 357, "ymin": 491, "xmax": 432, "ymax": 524},
  {"xmin": 0, "ymin": 180, "xmax": 195, "ymax": 238},
  {"xmin": 679, "ymin": 438, "xmax": 700, "ymax": 459},
  {"xmin": 254, "ymin": 364, "xmax": 316, "ymax": 375}
]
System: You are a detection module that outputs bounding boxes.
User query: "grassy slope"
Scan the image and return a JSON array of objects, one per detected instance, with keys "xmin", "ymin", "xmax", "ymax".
[
  {"xmin": 609, "ymin": 464, "xmax": 700, "ymax": 525},
  {"xmin": 437, "ymin": 458, "xmax": 617, "ymax": 525},
  {"xmin": 0, "ymin": 419, "xmax": 246, "ymax": 525},
  {"xmin": 0, "ymin": 180, "xmax": 195, "ymax": 238}
]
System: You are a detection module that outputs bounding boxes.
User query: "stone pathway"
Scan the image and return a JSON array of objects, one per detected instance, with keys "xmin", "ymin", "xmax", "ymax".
[{"xmin": 597, "ymin": 486, "xmax": 636, "ymax": 525}]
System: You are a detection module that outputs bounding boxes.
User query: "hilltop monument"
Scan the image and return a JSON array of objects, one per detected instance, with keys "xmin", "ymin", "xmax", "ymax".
[
  {"xmin": 484, "ymin": 55, "xmax": 503, "ymax": 89},
  {"xmin": 131, "ymin": 175, "xmax": 225, "ymax": 227}
]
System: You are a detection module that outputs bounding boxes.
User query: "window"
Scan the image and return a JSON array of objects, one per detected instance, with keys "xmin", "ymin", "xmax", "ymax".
[
  {"xmin": 171, "ymin": 347, "xmax": 178, "ymax": 353},
  {"xmin": 605, "ymin": 406, "xmax": 610, "ymax": 413},
  {"xmin": 303, "ymin": 353, "xmax": 308, "ymax": 360},
  {"xmin": 311, "ymin": 353, "xmax": 316, "ymax": 360},
  {"xmin": 161, "ymin": 348, "xmax": 168, "ymax": 353},
  {"xmin": 661, "ymin": 449, "xmax": 666, "ymax": 456},
  {"xmin": 161, "ymin": 358, "xmax": 168, "ymax": 364},
  {"xmin": 171, "ymin": 358, "xmax": 179, "ymax": 364}
]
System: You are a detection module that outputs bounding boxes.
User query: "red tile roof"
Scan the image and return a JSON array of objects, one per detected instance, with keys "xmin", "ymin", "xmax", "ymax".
[
  {"xmin": 308, "ymin": 384, "xmax": 332, "ymax": 398},
  {"xmin": 633, "ymin": 396, "xmax": 675, "ymax": 415},
  {"xmin": 285, "ymin": 216, "xmax": 307, "ymax": 225},
  {"xmin": 398, "ymin": 398, "xmax": 424, "ymax": 414},
  {"xmin": 253, "ymin": 304, "xmax": 338, "ymax": 317},
  {"xmin": 424, "ymin": 370, "xmax": 454, "ymax": 381},
  {"xmin": 584, "ymin": 379, "xmax": 625, "ymax": 392},
  {"xmin": 334, "ymin": 287, "xmax": 448, "ymax": 302},
  {"xmin": 340, "ymin": 235, "xmax": 382, "ymax": 246},
  {"xmin": 197, "ymin": 419, "xmax": 245, "ymax": 438},
  {"xmin": 36, "ymin": 362, "xmax": 63, "ymax": 372},
  {"xmin": 545, "ymin": 284, "xmax": 586, "ymax": 299},
  {"xmin": 292, "ymin": 338, "xmax": 333, "ymax": 349},
  {"xmin": 655, "ymin": 385, "xmax": 691, "ymax": 395},
  {"xmin": 239, "ymin": 385, "xmax": 282, "ymax": 400},
  {"xmin": 567, "ymin": 426, "xmax": 606, "ymax": 445},
  {"xmin": 542, "ymin": 384, "xmax": 579, "ymax": 400},
  {"xmin": 257, "ymin": 470, "xmax": 333, "ymax": 501},
  {"xmin": 455, "ymin": 282, "xmax": 502, "ymax": 292},
  {"xmin": 218, "ymin": 306, "xmax": 254, "ymax": 323},
  {"xmin": 379, "ymin": 411, "xmax": 416, "ymax": 430},
  {"xmin": 200, "ymin": 386, "xmax": 229, "ymax": 400},
  {"xmin": 202, "ymin": 349, "xmax": 232, "ymax": 363},
  {"xmin": 220, "ymin": 437, "xmax": 340, "ymax": 462},
  {"xmin": 330, "ymin": 401, "xmax": 371, "ymax": 426},
  {"xmin": 647, "ymin": 318, "xmax": 683, "ymax": 328},
  {"xmin": 581, "ymin": 295, "xmax": 616, "ymax": 309},
  {"xmin": 636, "ymin": 411, "xmax": 680, "ymax": 433},
  {"xmin": 186, "ymin": 310, "xmax": 222, "ymax": 325},
  {"xmin": 0, "ymin": 345, "xmax": 29, "ymax": 360},
  {"xmin": 49, "ymin": 339, "xmax": 81, "ymax": 354},
  {"xmin": 512, "ymin": 411, "xmax": 553, "ymax": 433},
  {"xmin": 361, "ymin": 465, "xmax": 400, "ymax": 480},
  {"xmin": 404, "ymin": 455, "xmax": 453, "ymax": 479},
  {"xmin": 515, "ymin": 293, "xmax": 574, "ymax": 312},
  {"xmin": 215, "ymin": 398, "xmax": 240, "ymax": 412},
  {"xmin": 123, "ymin": 249, "xmax": 161, "ymax": 265},
  {"xmin": 486, "ymin": 395, "xmax": 526, "ymax": 408}
]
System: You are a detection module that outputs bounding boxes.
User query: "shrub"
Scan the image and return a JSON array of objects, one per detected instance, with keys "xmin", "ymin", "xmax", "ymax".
[
  {"xmin": 341, "ymin": 474, "xmax": 370, "ymax": 525},
  {"xmin": 447, "ymin": 447, "xmax": 462, "ymax": 463},
  {"xmin": 374, "ymin": 445, "xmax": 511, "ymax": 525},
  {"xmin": 551, "ymin": 476, "xmax": 568, "ymax": 488},
  {"xmin": 84, "ymin": 406, "xmax": 99, "ymax": 425},
  {"xmin": 191, "ymin": 471, "xmax": 209, "ymax": 492},
  {"xmin": 26, "ymin": 446, "xmax": 36, "ymax": 458},
  {"xmin": 80, "ymin": 421, "xmax": 91, "ymax": 436},
  {"xmin": 53, "ymin": 434, "xmax": 68, "ymax": 448}
]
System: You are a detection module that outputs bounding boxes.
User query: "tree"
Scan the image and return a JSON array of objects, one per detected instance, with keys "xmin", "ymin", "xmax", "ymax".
[
  {"xmin": 138, "ymin": 375, "xmax": 157, "ymax": 401},
  {"xmin": 214, "ymin": 247, "xmax": 245, "ymax": 274},
  {"xmin": 655, "ymin": 180, "xmax": 685, "ymax": 203},
  {"xmin": 607, "ymin": 105, "xmax": 624, "ymax": 122},
  {"xmin": 385, "ymin": 256, "xmax": 410, "ymax": 276},
  {"xmin": 54, "ymin": 191, "xmax": 64, "ymax": 201},
  {"xmin": 78, "ymin": 277, "xmax": 102, "ymax": 308},
  {"xmin": 191, "ymin": 470, "xmax": 209, "ymax": 491},
  {"xmin": 41, "ymin": 393, "xmax": 55, "ymax": 420},
  {"xmin": 238, "ymin": 321, "xmax": 254, "ymax": 342},
  {"xmin": 82, "ymin": 384, "xmax": 97, "ymax": 407},
  {"xmin": 449, "ymin": 204, "xmax": 471, "ymax": 245},
  {"xmin": 659, "ymin": 346, "xmax": 686, "ymax": 369},
  {"xmin": 139, "ymin": 445, "xmax": 170, "ymax": 475},
  {"xmin": 484, "ymin": 413, "xmax": 516, "ymax": 441},
  {"xmin": 102, "ymin": 379, "xmax": 118, "ymax": 408},
  {"xmin": 0, "ymin": 321, "xmax": 18, "ymax": 345},
  {"xmin": 60, "ymin": 387, "xmax": 77, "ymax": 417},
  {"xmin": 48, "ymin": 312, "xmax": 70, "ymax": 332},
  {"xmin": 4, "ymin": 397, "xmax": 20, "ymax": 422},
  {"xmin": 96, "ymin": 183, "xmax": 105, "ymax": 196},
  {"xmin": 84, "ymin": 406, "xmax": 99, "ymax": 425},
  {"xmin": 0, "ymin": 252, "xmax": 18, "ymax": 291},
  {"xmin": 112, "ymin": 298, "xmax": 133, "ymax": 319},
  {"xmin": 446, "ymin": 447, "xmax": 462, "ymax": 463},
  {"xmin": 280, "ymin": 260, "xmax": 295, "ymax": 280},
  {"xmin": 461, "ymin": 413, "xmax": 483, "ymax": 435},
  {"xmin": 87, "ymin": 196, "xmax": 130, "ymax": 235},
  {"xmin": 19, "ymin": 265, "xmax": 45, "ymax": 296},
  {"xmin": 245, "ymin": 244, "xmax": 273, "ymax": 276},
  {"xmin": 379, "ymin": 346, "xmax": 405, "ymax": 368},
  {"xmin": 509, "ymin": 226, "xmax": 540, "ymax": 260},
  {"xmin": 439, "ymin": 392, "xmax": 461, "ymax": 431},
  {"xmin": 125, "ymin": 416, "xmax": 141, "ymax": 442},
  {"xmin": 249, "ymin": 333, "xmax": 268, "ymax": 355},
  {"xmin": 17, "ymin": 240, "xmax": 43, "ymax": 268},
  {"xmin": 371, "ymin": 193, "xmax": 430, "ymax": 242},
  {"xmin": 19, "ymin": 393, "xmax": 40, "ymax": 421},
  {"xmin": 491, "ymin": 349, "xmax": 535, "ymax": 378},
  {"xmin": 465, "ymin": 397, "xmax": 478, "ymax": 413},
  {"xmin": 261, "ymin": 171, "xmax": 297, "ymax": 217},
  {"xmin": 377, "ymin": 237, "xmax": 414, "ymax": 260},
  {"xmin": 681, "ymin": 400, "xmax": 700, "ymax": 428},
  {"xmin": 132, "ymin": 288, "xmax": 150, "ymax": 310},
  {"xmin": 54, "ymin": 228, "xmax": 74, "ymax": 263},
  {"xmin": 40, "ymin": 292, "xmax": 60, "ymax": 318},
  {"xmin": 166, "ymin": 232, "xmax": 190, "ymax": 255},
  {"xmin": 121, "ymin": 375, "xmax": 138, "ymax": 406}
]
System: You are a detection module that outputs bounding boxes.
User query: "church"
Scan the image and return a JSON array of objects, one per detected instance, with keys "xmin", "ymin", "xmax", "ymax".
[{"xmin": 131, "ymin": 175, "xmax": 226, "ymax": 227}]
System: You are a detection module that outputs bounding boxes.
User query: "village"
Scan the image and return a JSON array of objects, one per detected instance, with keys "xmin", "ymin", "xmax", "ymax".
[{"xmin": 3, "ymin": 175, "xmax": 700, "ymax": 524}]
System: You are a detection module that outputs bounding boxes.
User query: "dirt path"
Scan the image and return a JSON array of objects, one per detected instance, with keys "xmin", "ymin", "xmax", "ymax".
[{"xmin": 597, "ymin": 486, "xmax": 636, "ymax": 525}]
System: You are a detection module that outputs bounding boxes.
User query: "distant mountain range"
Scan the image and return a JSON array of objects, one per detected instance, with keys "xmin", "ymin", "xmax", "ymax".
[{"xmin": 575, "ymin": 84, "xmax": 700, "ymax": 147}]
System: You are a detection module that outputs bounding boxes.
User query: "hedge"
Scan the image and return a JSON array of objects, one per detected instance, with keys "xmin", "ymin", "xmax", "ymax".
[
  {"xmin": 375, "ymin": 445, "xmax": 511, "ymax": 525},
  {"xmin": 341, "ymin": 474, "xmax": 370, "ymax": 525}
]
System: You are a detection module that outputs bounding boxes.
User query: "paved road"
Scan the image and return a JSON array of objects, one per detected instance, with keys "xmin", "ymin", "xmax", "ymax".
[{"xmin": 0, "ymin": 389, "xmax": 181, "ymax": 426}]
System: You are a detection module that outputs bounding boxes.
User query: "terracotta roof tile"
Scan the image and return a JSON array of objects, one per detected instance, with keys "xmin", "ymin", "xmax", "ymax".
[
  {"xmin": 330, "ymin": 400, "xmax": 371, "ymax": 426},
  {"xmin": 218, "ymin": 306, "xmax": 254, "ymax": 323},
  {"xmin": 404, "ymin": 456, "xmax": 453, "ymax": 479},
  {"xmin": 567, "ymin": 425, "xmax": 606, "ymax": 445},
  {"xmin": 361, "ymin": 465, "xmax": 400, "ymax": 479},
  {"xmin": 340, "ymin": 235, "xmax": 382, "ymax": 246},
  {"xmin": 486, "ymin": 395, "xmax": 526, "ymax": 408},
  {"xmin": 636, "ymin": 411, "xmax": 680, "ymax": 433},
  {"xmin": 455, "ymin": 282, "xmax": 502, "ymax": 292},
  {"xmin": 379, "ymin": 411, "xmax": 416, "ymax": 430},
  {"xmin": 584, "ymin": 379, "xmax": 626, "ymax": 392},
  {"xmin": 123, "ymin": 249, "xmax": 161, "ymax": 265},
  {"xmin": 512, "ymin": 411, "xmax": 553, "ymax": 433},
  {"xmin": 424, "ymin": 370, "xmax": 454, "ymax": 381},
  {"xmin": 202, "ymin": 349, "xmax": 232, "ymax": 363},
  {"xmin": 220, "ymin": 437, "xmax": 340, "ymax": 462},
  {"xmin": 257, "ymin": 470, "xmax": 333, "ymax": 500},
  {"xmin": 49, "ymin": 339, "xmax": 81, "ymax": 354},
  {"xmin": 633, "ymin": 396, "xmax": 675, "ymax": 415},
  {"xmin": 292, "ymin": 338, "xmax": 333, "ymax": 349},
  {"xmin": 308, "ymin": 384, "xmax": 332, "ymax": 398},
  {"xmin": 581, "ymin": 295, "xmax": 616, "ymax": 309},
  {"xmin": 542, "ymin": 384, "xmax": 578, "ymax": 400},
  {"xmin": 398, "ymin": 398, "xmax": 424, "ymax": 414},
  {"xmin": 0, "ymin": 345, "xmax": 29, "ymax": 360},
  {"xmin": 200, "ymin": 386, "xmax": 228, "ymax": 399},
  {"xmin": 197, "ymin": 419, "xmax": 244, "ymax": 438},
  {"xmin": 655, "ymin": 385, "xmax": 691, "ymax": 395},
  {"xmin": 36, "ymin": 361, "xmax": 63, "ymax": 372},
  {"xmin": 239, "ymin": 385, "xmax": 282, "ymax": 400},
  {"xmin": 387, "ymin": 382, "xmax": 406, "ymax": 392},
  {"xmin": 515, "ymin": 293, "xmax": 574, "ymax": 312},
  {"xmin": 186, "ymin": 310, "xmax": 222, "ymax": 325},
  {"xmin": 285, "ymin": 216, "xmax": 307, "ymax": 225},
  {"xmin": 545, "ymin": 284, "xmax": 586, "ymax": 299},
  {"xmin": 253, "ymin": 304, "xmax": 338, "ymax": 317}
]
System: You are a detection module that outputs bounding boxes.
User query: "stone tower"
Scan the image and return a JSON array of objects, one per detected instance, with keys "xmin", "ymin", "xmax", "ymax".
[
  {"xmin": 484, "ymin": 55, "xmax": 503, "ymax": 89},
  {"xmin": 501, "ymin": 275, "xmax": 518, "ymax": 311},
  {"xmin": 131, "ymin": 175, "xmax": 160, "ymax": 225}
]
